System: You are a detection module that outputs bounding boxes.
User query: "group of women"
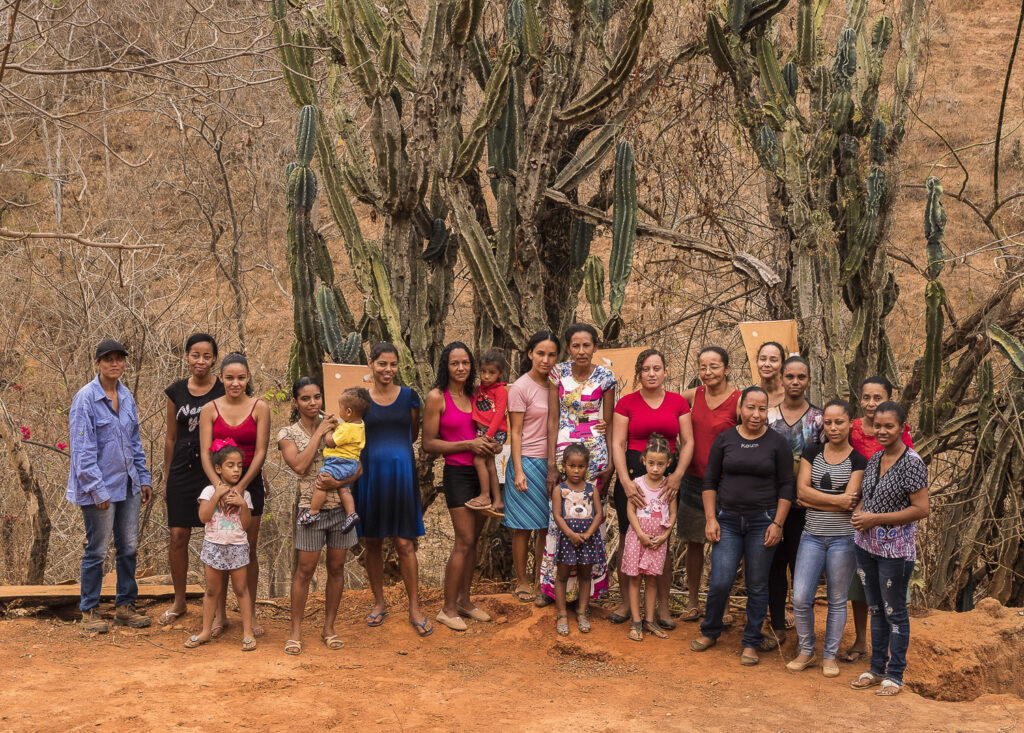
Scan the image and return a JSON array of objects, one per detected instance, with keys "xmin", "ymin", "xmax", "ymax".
[{"xmin": 156, "ymin": 329, "xmax": 928, "ymax": 694}]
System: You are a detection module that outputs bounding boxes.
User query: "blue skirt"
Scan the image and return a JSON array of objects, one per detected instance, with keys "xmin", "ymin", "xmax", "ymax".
[{"xmin": 503, "ymin": 456, "xmax": 550, "ymax": 530}]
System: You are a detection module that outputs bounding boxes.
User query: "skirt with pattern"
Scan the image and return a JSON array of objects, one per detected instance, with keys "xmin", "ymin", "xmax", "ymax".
[
  {"xmin": 200, "ymin": 539, "xmax": 250, "ymax": 571},
  {"xmin": 555, "ymin": 516, "xmax": 607, "ymax": 566}
]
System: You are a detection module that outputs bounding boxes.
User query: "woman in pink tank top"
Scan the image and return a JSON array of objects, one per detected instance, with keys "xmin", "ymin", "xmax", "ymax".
[
  {"xmin": 198, "ymin": 353, "xmax": 270, "ymax": 637},
  {"xmin": 422, "ymin": 342, "xmax": 501, "ymax": 632}
]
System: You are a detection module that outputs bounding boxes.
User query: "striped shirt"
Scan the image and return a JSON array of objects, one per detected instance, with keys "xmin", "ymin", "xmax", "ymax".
[{"xmin": 801, "ymin": 443, "xmax": 866, "ymax": 536}]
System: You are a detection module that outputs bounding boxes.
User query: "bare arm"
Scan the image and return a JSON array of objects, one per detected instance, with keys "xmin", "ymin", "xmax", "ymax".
[
  {"xmin": 279, "ymin": 416, "xmax": 337, "ymax": 476},
  {"xmin": 509, "ymin": 410, "xmax": 528, "ymax": 492},
  {"xmin": 410, "ymin": 403, "xmax": 421, "ymax": 443},
  {"xmin": 586, "ymin": 492, "xmax": 603, "ymax": 538},
  {"xmin": 666, "ymin": 412, "xmax": 695, "ymax": 495},
  {"xmin": 545, "ymin": 383, "xmax": 560, "ymax": 490},
  {"xmin": 853, "ymin": 487, "xmax": 929, "ymax": 530},
  {"xmin": 611, "ymin": 412, "xmax": 633, "ymax": 492},
  {"xmin": 163, "ymin": 397, "xmax": 177, "ymax": 487},
  {"xmin": 551, "ymin": 488, "xmax": 573, "ymax": 537},
  {"xmin": 421, "ymin": 389, "xmax": 493, "ymax": 456},
  {"xmin": 235, "ymin": 400, "xmax": 270, "ymax": 493},
  {"xmin": 198, "ymin": 402, "xmax": 219, "ymax": 487}
]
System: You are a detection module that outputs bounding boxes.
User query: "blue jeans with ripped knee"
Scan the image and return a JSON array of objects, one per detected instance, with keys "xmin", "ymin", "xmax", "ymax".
[{"xmin": 855, "ymin": 545, "xmax": 914, "ymax": 685}]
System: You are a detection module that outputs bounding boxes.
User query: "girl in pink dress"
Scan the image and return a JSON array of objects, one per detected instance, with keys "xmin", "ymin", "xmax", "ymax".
[{"xmin": 621, "ymin": 434, "xmax": 677, "ymax": 642}]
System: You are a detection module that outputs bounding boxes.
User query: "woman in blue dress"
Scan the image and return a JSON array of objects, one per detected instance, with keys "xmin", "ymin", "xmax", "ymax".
[{"xmin": 356, "ymin": 342, "xmax": 432, "ymax": 637}]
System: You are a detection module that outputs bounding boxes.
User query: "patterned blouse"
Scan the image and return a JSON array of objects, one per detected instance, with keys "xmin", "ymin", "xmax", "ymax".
[
  {"xmin": 768, "ymin": 403, "xmax": 823, "ymax": 468},
  {"xmin": 277, "ymin": 422, "xmax": 342, "ymax": 512},
  {"xmin": 551, "ymin": 362, "xmax": 617, "ymax": 478},
  {"xmin": 854, "ymin": 447, "xmax": 928, "ymax": 561}
]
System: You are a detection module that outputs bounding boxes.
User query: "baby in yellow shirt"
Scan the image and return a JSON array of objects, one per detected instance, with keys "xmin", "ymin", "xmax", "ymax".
[{"xmin": 297, "ymin": 387, "xmax": 370, "ymax": 531}]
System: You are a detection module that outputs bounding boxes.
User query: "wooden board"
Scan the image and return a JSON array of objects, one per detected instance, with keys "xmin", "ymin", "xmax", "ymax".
[
  {"xmin": 322, "ymin": 362, "xmax": 373, "ymax": 417},
  {"xmin": 738, "ymin": 320, "xmax": 799, "ymax": 370},
  {"xmin": 593, "ymin": 346, "xmax": 649, "ymax": 398},
  {"xmin": 0, "ymin": 584, "xmax": 204, "ymax": 604}
]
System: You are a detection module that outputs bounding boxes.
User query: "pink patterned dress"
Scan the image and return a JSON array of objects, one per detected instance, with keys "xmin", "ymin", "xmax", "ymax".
[{"xmin": 620, "ymin": 476, "xmax": 672, "ymax": 576}]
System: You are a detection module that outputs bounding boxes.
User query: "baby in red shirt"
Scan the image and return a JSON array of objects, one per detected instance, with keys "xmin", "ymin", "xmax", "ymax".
[{"xmin": 466, "ymin": 349, "xmax": 508, "ymax": 517}]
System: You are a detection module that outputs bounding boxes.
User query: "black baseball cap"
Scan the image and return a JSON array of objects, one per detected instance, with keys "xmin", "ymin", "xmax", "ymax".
[{"xmin": 95, "ymin": 339, "xmax": 128, "ymax": 360}]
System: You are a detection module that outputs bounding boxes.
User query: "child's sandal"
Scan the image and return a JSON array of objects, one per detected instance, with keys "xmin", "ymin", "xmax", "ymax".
[
  {"xmin": 628, "ymin": 620, "xmax": 644, "ymax": 642},
  {"xmin": 643, "ymin": 620, "xmax": 669, "ymax": 639},
  {"xmin": 556, "ymin": 615, "xmax": 570, "ymax": 636},
  {"xmin": 241, "ymin": 637, "xmax": 257, "ymax": 652}
]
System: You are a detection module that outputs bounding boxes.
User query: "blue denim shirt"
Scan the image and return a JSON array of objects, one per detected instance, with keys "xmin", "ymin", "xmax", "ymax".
[{"xmin": 66, "ymin": 376, "xmax": 152, "ymax": 506}]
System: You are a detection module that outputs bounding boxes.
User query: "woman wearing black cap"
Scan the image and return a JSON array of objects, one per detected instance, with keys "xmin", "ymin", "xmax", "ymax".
[{"xmin": 158, "ymin": 334, "xmax": 224, "ymax": 627}]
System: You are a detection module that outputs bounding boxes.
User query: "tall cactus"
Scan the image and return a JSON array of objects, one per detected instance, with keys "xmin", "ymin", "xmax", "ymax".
[
  {"xmin": 608, "ymin": 141, "xmax": 638, "ymax": 319},
  {"xmin": 918, "ymin": 175, "xmax": 945, "ymax": 437}
]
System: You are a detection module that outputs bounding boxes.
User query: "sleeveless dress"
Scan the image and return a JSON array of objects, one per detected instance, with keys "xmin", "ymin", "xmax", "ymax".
[
  {"xmin": 554, "ymin": 482, "xmax": 607, "ymax": 566},
  {"xmin": 355, "ymin": 387, "xmax": 424, "ymax": 539},
  {"xmin": 211, "ymin": 400, "xmax": 266, "ymax": 516},
  {"xmin": 439, "ymin": 389, "xmax": 481, "ymax": 509},
  {"xmin": 164, "ymin": 378, "xmax": 224, "ymax": 527}
]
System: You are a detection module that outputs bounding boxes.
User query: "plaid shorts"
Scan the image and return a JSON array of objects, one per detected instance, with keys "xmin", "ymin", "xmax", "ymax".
[{"xmin": 294, "ymin": 507, "xmax": 359, "ymax": 553}]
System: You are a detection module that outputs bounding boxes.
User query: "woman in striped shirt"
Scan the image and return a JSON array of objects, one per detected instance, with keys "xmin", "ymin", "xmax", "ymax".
[{"xmin": 787, "ymin": 399, "xmax": 866, "ymax": 678}]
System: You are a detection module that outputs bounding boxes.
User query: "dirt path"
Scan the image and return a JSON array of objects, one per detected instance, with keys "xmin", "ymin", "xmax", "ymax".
[{"xmin": 2, "ymin": 591, "xmax": 1022, "ymax": 731}]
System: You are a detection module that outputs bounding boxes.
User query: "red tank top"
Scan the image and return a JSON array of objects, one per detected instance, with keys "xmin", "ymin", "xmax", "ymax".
[
  {"xmin": 212, "ymin": 399, "xmax": 259, "ymax": 466},
  {"xmin": 687, "ymin": 385, "xmax": 740, "ymax": 478},
  {"xmin": 440, "ymin": 390, "xmax": 476, "ymax": 466}
]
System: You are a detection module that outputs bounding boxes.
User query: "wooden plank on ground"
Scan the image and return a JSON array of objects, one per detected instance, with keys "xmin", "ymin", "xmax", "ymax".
[{"xmin": 0, "ymin": 584, "xmax": 204, "ymax": 604}]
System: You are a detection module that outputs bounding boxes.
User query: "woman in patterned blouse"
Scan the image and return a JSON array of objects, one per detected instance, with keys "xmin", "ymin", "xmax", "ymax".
[{"xmin": 849, "ymin": 401, "xmax": 929, "ymax": 697}]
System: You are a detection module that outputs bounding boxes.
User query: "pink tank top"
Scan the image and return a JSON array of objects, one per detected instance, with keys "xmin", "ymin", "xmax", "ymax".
[
  {"xmin": 440, "ymin": 390, "xmax": 476, "ymax": 466},
  {"xmin": 212, "ymin": 400, "xmax": 259, "ymax": 466}
]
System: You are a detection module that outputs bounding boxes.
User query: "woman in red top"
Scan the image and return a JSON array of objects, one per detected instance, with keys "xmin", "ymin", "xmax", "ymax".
[
  {"xmin": 422, "ymin": 342, "xmax": 500, "ymax": 632},
  {"xmin": 842, "ymin": 375, "xmax": 914, "ymax": 663},
  {"xmin": 678, "ymin": 346, "xmax": 740, "ymax": 622},
  {"xmin": 610, "ymin": 349, "xmax": 694, "ymax": 627},
  {"xmin": 198, "ymin": 353, "xmax": 270, "ymax": 638}
]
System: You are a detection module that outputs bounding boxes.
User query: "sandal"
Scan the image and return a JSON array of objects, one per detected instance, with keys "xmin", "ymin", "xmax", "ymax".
[
  {"xmin": 656, "ymin": 615, "xmax": 677, "ymax": 631},
  {"xmin": 851, "ymin": 672, "xmax": 883, "ymax": 690},
  {"xmin": 556, "ymin": 615, "xmax": 570, "ymax": 636},
  {"xmin": 607, "ymin": 611, "xmax": 629, "ymax": 625},
  {"xmin": 321, "ymin": 634, "xmax": 344, "ymax": 650},
  {"xmin": 464, "ymin": 498, "xmax": 492, "ymax": 511},
  {"xmin": 876, "ymin": 679, "xmax": 903, "ymax": 696},
  {"xmin": 512, "ymin": 587, "xmax": 536, "ymax": 603},
  {"xmin": 577, "ymin": 613, "xmax": 591, "ymax": 634},
  {"xmin": 643, "ymin": 621, "xmax": 669, "ymax": 639},
  {"xmin": 284, "ymin": 639, "xmax": 302, "ymax": 656},
  {"xmin": 681, "ymin": 606, "xmax": 702, "ymax": 622},
  {"xmin": 690, "ymin": 637, "xmax": 716, "ymax": 652},
  {"xmin": 210, "ymin": 623, "xmax": 227, "ymax": 639},
  {"xmin": 628, "ymin": 621, "xmax": 643, "ymax": 642},
  {"xmin": 252, "ymin": 623, "xmax": 265, "ymax": 638},
  {"xmin": 410, "ymin": 618, "xmax": 434, "ymax": 637},
  {"xmin": 840, "ymin": 648, "xmax": 866, "ymax": 664},
  {"xmin": 158, "ymin": 609, "xmax": 186, "ymax": 626},
  {"xmin": 184, "ymin": 634, "xmax": 209, "ymax": 649},
  {"xmin": 482, "ymin": 506, "xmax": 505, "ymax": 519},
  {"xmin": 365, "ymin": 610, "xmax": 389, "ymax": 627},
  {"xmin": 241, "ymin": 637, "xmax": 257, "ymax": 652}
]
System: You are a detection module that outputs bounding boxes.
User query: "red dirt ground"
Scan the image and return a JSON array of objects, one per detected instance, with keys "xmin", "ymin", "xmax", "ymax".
[{"xmin": 2, "ymin": 590, "xmax": 1022, "ymax": 731}]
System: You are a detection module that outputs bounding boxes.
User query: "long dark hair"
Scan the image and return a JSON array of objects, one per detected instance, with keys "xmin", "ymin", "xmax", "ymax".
[
  {"xmin": 433, "ymin": 341, "xmax": 476, "ymax": 398},
  {"xmin": 220, "ymin": 352, "xmax": 253, "ymax": 396},
  {"xmin": 632, "ymin": 348, "xmax": 665, "ymax": 389},
  {"xmin": 520, "ymin": 330, "xmax": 560, "ymax": 375},
  {"xmin": 289, "ymin": 376, "xmax": 321, "ymax": 422}
]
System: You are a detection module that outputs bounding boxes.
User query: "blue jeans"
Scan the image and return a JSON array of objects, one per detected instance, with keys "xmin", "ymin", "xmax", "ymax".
[
  {"xmin": 855, "ymin": 546, "xmax": 915, "ymax": 685},
  {"xmin": 792, "ymin": 532, "xmax": 857, "ymax": 659},
  {"xmin": 80, "ymin": 489, "xmax": 140, "ymax": 611},
  {"xmin": 701, "ymin": 509, "xmax": 777, "ymax": 648}
]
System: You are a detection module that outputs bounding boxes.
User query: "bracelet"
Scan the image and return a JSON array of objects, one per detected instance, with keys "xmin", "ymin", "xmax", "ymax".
[{"xmin": 771, "ymin": 521, "xmax": 783, "ymax": 530}]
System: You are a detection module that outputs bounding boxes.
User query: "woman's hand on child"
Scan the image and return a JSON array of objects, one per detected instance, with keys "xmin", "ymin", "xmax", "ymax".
[
  {"xmin": 592, "ymin": 419, "xmax": 607, "ymax": 436},
  {"xmin": 624, "ymin": 480, "xmax": 646, "ymax": 509},
  {"xmin": 660, "ymin": 473, "xmax": 681, "ymax": 502},
  {"xmin": 469, "ymin": 436, "xmax": 498, "ymax": 456}
]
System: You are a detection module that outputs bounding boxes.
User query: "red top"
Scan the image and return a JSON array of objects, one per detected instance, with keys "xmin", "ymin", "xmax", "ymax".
[
  {"xmin": 613, "ymin": 390, "xmax": 690, "ymax": 452},
  {"xmin": 212, "ymin": 400, "xmax": 258, "ymax": 466},
  {"xmin": 850, "ymin": 418, "xmax": 914, "ymax": 459},
  {"xmin": 472, "ymin": 382, "xmax": 509, "ymax": 437},
  {"xmin": 687, "ymin": 385, "xmax": 740, "ymax": 478},
  {"xmin": 440, "ymin": 390, "xmax": 476, "ymax": 466}
]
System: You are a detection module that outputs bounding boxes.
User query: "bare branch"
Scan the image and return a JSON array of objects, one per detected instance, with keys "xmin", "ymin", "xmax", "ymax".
[{"xmin": 0, "ymin": 227, "xmax": 162, "ymax": 249}]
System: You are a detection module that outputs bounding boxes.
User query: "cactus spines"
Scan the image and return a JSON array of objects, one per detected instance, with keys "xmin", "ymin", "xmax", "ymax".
[
  {"xmin": 379, "ymin": 27, "xmax": 401, "ymax": 82},
  {"xmin": 754, "ymin": 125, "xmax": 779, "ymax": 170},
  {"xmin": 745, "ymin": 0, "xmax": 791, "ymax": 31},
  {"xmin": 522, "ymin": 0, "xmax": 543, "ymax": 59},
  {"xmin": 296, "ymin": 105, "xmax": 318, "ymax": 166},
  {"xmin": 571, "ymin": 218, "xmax": 595, "ymax": 270},
  {"xmin": 316, "ymin": 283, "xmax": 346, "ymax": 361},
  {"xmin": 870, "ymin": 118, "xmax": 887, "ymax": 164},
  {"xmin": 707, "ymin": 13, "xmax": 736, "ymax": 75},
  {"xmin": 729, "ymin": 0, "xmax": 752, "ymax": 34},
  {"xmin": 584, "ymin": 255, "xmax": 609, "ymax": 327},
  {"xmin": 557, "ymin": 0, "xmax": 654, "ymax": 124},
  {"xmin": 506, "ymin": 0, "xmax": 526, "ymax": 55},
  {"xmin": 553, "ymin": 121, "xmax": 620, "ymax": 192},
  {"xmin": 450, "ymin": 0, "xmax": 484, "ymax": 46},
  {"xmin": 756, "ymin": 37, "xmax": 794, "ymax": 108},
  {"xmin": 833, "ymin": 28, "xmax": 858, "ymax": 82},
  {"xmin": 452, "ymin": 44, "xmax": 518, "ymax": 179},
  {"xmin": 796, "ymin": 0, "xmax": 815, "ymax": 68},
  {"xmin": 608, "ymin": 141, "xmax": 638, "ymax": 317},
  {"xmin": 870, "ymin": 16, "xmax": 893, "ymax": 57},
  {"xmin": 422, "ymin": 218, "xmax": 449, "ymax": 262},
  {"xmin": 925, "ymin": 176, "xmax": 947, "ymax": 279},
  {"xmin": 339, "ymin": 331, "xmax": 363, "ymax": 364},
  {"xmin": 920, "ymin": 278, "xmax": 945, "ymax": 436},
  {"xmin": 782, "ymin": 62, "xmax": 799, "ymax": 98}
]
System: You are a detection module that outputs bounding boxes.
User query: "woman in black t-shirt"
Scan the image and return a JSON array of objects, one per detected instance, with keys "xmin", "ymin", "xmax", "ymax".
[
  {"xmin": 159, "ymin": 334, "xmax": 224, "ymax": 626},
  {"xmin": 690, "ymin": 386, "xmax": 794, "ymax": 666}
]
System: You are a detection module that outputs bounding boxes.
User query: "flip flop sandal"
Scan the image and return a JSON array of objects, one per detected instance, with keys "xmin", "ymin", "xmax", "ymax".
[
  {"xmin": 556, "ymin": 616, "xmax": 570, "ymax": 636},
  {"xmin": 410, "ymin": 618, "xmax": 434, "ymax": 637},
  {"xmin": 210, "ymin": 624, "xmax": 227, "ymax": 639},
  {"xmin": 643, "ymin": 621, "xmax": 669, "ymax": 639},
  {"xmin": 284, "ymin": 639, "xmax": 302, "ymax": 656},
  {"xmin": 252, "ymin": 624, "xmax": 265, "ymax": 638},
  {"xmin": 851, "ymin": 672, "xmax": 883, "ymax": 690},
  {"xmin": 366, "ymin": 610, "xmax": 389, "ymax": 627},
  {"xmin": 690, "ymin": 637, "xmax": 716, "ymax": 651},
  {"xmin": 481, "ymin": 507, "xmax": 505, "ymax": 519},
  {"xmin": 577, "ymin": 614, "xmax": 591, "ymax": 633},
  {"xmin": 513, "ymin": 588, "xmax": 536, "ymax": 603},
  {"xmin": 628, "ymin": 621, "xmax": 644, "ymax": 642},
  {"xmin": 607, "ymin": 611, "xmax": 629, "ymax": 625},
  {"xmin": 241, "ymin": 637, "xmax": 257, "ymax": 652},
  {"xmin": 681, "ymin": 607, "xmax": 702, "ymax": 622},
  {"xmin": 184, "ymin": 635, "xmax": 209, "ymax": 649},
  {"xmin": 321, "ymin": 634, "xmax": 344, "ymax": 650},
  {"xmin": 158, "ymin": 609, "xmax": 186, "ymax": 626},
  {"xmin": 840, "ymin": 649, "xmax": 866, "ymax": 664},
  {"xmin": 876, "ymin": 679, "xmax": 903, "ymax": 696},
  {"xmin": 464, "ymin": 499, "xmax": 492, "ymax": 511}
]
